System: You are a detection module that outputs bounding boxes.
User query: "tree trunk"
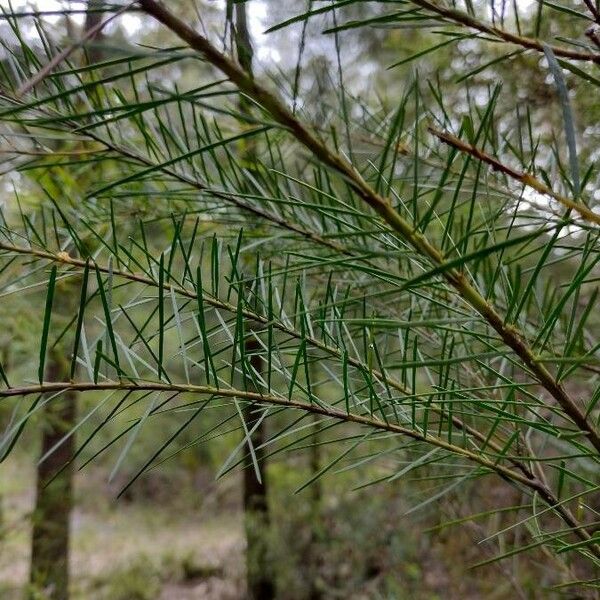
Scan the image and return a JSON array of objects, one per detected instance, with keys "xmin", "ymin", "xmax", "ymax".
[
  {"xmin": 232, "ymin": 4, "xmax": 275, "ymax": 599},
  {"xmin": 83, "ymin": 0, "xmax": 105, "ymax": 65},
  {"xmin": 29, "ymin": 252, "xmax": 82, "ymax": 600},
  {"xmin": 29, "ymin": 351, "xmax": 76, "ymax": 600},
  {"xmin": 307, "ymin": 370, "xmax": 323, "ymax": 600},
  {"xmin": 29, "ymin": 5, "xmax": 103, "ymax": 596},
  {"xmin": 243, "ymin": 339, "xmax": 274, "ymax": 600}
]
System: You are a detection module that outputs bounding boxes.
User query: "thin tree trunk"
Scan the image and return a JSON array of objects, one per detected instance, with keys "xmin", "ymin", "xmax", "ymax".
[
  {"xmin": 233, "ymin": 4, "xmax": 275, "ymax": 598},
  {"xmin": 30, "ymin": 5, "xmax": 101, "ymax": 596},
  {"xmin": 29, "ymin": 351, "xmax": 76, "ymax": 600},
  {"xmin": 242, "ymin": 337, "xmax": 274, "ymax": 600},
  {"xmin": 83, "ymin": 0, "xmax": 105, "ymax": 65},
  {"xmin": 307, "ymin": 369, "xmax": 323, "ymax": 600},
  {"xmin": 29, "ymin": 276, "xmax": 81, "ymax": 600}
]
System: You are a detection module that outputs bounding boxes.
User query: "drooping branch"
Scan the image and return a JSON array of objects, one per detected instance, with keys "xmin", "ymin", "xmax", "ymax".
[
  {"xmin": 0, "ymin": 90, "xmax": 350, "ymax": 257},
  {"xmin": 136, "ymin": 0, "xmax": 600, "ymax": 453},
  {"xmin": 0, "ymin": 239, "xmax": 534, "ymax": 476},
  {"xmin": 0, "ymin": 378, "xmax": 596, "ymax": 554}
]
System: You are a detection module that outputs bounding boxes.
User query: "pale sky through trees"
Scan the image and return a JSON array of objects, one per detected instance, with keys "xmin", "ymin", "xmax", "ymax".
[{"xmin": 0, "ymin": 0, "xmax": 282, "ymax": 62}]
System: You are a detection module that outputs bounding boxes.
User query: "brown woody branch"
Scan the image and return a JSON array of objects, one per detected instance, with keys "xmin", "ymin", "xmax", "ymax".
[
  {"xmin": 411, "ymin": 0, "xmax": 600, "ymax": 64},
  {"xmin": 0, "ymin": 378, "xmax": 596, "ymax": 553},
  {"xmin": 583, "ymin": 0, "xmax": 600, "ymax": 26},
  {"xmin": 428, "ymin": 127, "xmax": 600, "ymax": 227}
]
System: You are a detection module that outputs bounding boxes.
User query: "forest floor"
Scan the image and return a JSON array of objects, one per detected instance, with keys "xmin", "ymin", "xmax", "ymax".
[
  {"xmin": 0, "ymin": 455, "xmax": 245, "ymax": 599},
  {"xmin": 0, "ymin": 452, "xmax": 546, "ymax": 599}
]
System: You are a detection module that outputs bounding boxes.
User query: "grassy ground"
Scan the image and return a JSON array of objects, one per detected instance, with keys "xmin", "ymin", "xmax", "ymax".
[
  {"xmin": 0, "ymin": 455, "xmax": 245, "ymax": 599},
  {"xmin": 0, "ymin": 452, "xmax": 560, "ymax": 599}
]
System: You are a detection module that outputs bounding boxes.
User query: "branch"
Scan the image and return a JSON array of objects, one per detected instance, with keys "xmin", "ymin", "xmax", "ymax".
[
  {"xmin": 0, "ymin": 239, "xmax": 532, "ymax": 475},
  {"xmin": 583, "ymin": 0, "xmax": 600, "ymax": 26},
  {"xmin": 16, "ymin": 2, "xmax": 136, "ymax": 96},
  {"xmin": 410, "ymin": 0, "xmax": 600, "ymax": 64},
  {"xmin": 137, "ymin": 0, "xmax": 600, "ymax": 453},
  {"xmin": 0, "ymin": 90, "xmax": 349, "ymax": 258},
  {"xmin": 428, "ymin": 127, "xmax": 600, "ymax": 227},
  {"xmin": 1, "ymin": 378, "xmax": 596, "ymax": 553},
  {"xmin": 585, "ymin": 24, "xmax": 600, "ymax": 49}
]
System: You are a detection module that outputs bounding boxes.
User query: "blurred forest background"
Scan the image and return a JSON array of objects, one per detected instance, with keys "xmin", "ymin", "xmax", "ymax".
[{"xmin": 0, "ymin": 0, "xmax": 599, "ymax": 599}]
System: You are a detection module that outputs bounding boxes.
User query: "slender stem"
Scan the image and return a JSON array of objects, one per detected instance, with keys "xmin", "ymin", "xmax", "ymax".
[
  {"xmin": 429, "ymin": 127, "xmax": 600, "ymax": 227},
  {"xmin": 0, "ymin": 239, "xmax": 530, "ymax": 474},
  {"xmin": 85, "ymin": 129, "xmax": 350, "ymax": 256},
  {"xmin": 0, "ymin": 90, "xmax": 349, "ymax": 257},
  {"xmin": 137, "ymin": 0, "xmax": 600, "ymax": 453},
  {"xmin": 17, "ymin": 2, "xmax": 135, "ymax": 96},
  {"xmin": 586, "ymin": 25, "xmax": 600, "ymax": 49},
  {"xmin": 0, "ymin": 379, "xmax": 596, "ymax": 553},
  {"xmin": 583, "ymin": 0, "xmax": 600, "ymax": 25},
  {"xmin": 409, "ymin": 0, "xmax": 600, "ymax": 64},
  {"xmin": 0, "ymin": 242, "xmax": 385, "ymax": 383}
]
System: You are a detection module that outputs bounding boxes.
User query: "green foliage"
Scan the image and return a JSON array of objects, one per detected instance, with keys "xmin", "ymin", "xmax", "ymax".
[
  {"xmin": 0, "ymin": 0, "xmax": 600, "ymax": 594},
  {"xmin": 91, "ymin": 555, "xmax": 161, "ymax": 600}
]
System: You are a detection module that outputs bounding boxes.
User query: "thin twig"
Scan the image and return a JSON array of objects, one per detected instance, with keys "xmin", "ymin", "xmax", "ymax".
[
  {"xmin": 586, "ymin": 25, "xmax": 600, "ymax": 49},
  {"xmin": 409, "ymin": 0, "xmax": 600, "ymax": 64},
  {"xmin": 17, "ymin": 2, "xmax": 135, "ymax": 97},
  {"xmin": 0, "ymin": 7, "xmax": 141, "ymax": 20},
  {"xmin": 0, "ymin": 148, "xmax": 106, "ymax": 156},
  {"xmin": 583, "ymin": 0, "xmax": 600, "ymax": 25},
  {"xmin": 428, "ymin": 127, "xmax": 600, "ymax": 227}
]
